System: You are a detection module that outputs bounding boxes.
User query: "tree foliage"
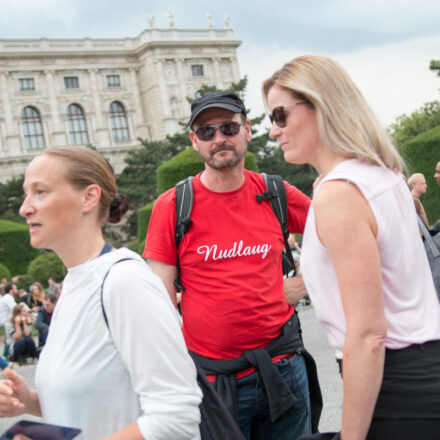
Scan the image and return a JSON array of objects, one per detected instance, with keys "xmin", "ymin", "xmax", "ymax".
[
  {"xmin": 430, "ymin": 59, "xmax": 440, "ymax": 77},
  {"xmin": 0, "ymin": 175, "xmax": 25, "ymax": 223},
  {"xmin": 388, "ymin": 101, "xmax": 440, "ymax": 149},
  {"xmin": 27, "ymin": 252, "xmax": 66, "ymax": 286}
]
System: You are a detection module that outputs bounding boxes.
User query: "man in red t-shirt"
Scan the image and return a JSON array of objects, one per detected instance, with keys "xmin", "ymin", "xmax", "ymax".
[{"xmin": 144, "ymin": 91, "xmax": 318, "ymax": 439}]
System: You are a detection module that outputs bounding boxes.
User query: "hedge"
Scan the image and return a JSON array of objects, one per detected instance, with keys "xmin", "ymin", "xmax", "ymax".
[
  {"xmin": 27, "ymin": 252, "xmax": 66, "ymax": 286},
  {"xmin": 401, "ymin": 124, "xmax": 440, "ymax": 224},
  {"xmin": 156, "ymin": 148, "xmax": 259, "ymax": 195},
  {"xmin": 0, "ymin": 220, "xmax": 41, "ymax": 275},
  {"xmin": 137, "ymin": 200, "xmax": 155, "ymax": 242},
  {"xmin": 0, "ymin": 262, "xmax": 11, "ymax": 280}
]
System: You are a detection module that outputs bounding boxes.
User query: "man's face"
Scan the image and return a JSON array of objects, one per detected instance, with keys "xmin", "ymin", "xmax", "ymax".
[
  {"xmin": 435, "ymin": 162, "xmax": 440, "ymax": 186},
  {"xmin": 414, "ymin": 176, "xmax": 427, "ymax": 195},
  {"xmin": 190, "ymin": 108, "xmax": 252, "ymax": 171},
  {"xmin": 43, "ymin": 299, "xmax": 56, "ymax": 314}
]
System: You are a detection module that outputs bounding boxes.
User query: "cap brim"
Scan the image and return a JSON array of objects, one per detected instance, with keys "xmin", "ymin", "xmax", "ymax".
[{"xmin": 190, "ymin": 102, "xmax": 245, "ymax": 128}]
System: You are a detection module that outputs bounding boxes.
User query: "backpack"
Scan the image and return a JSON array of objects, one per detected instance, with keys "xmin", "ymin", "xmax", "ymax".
[{"xmin": 174, "ymin": 173, "xmax": 297, "ymax": 292}]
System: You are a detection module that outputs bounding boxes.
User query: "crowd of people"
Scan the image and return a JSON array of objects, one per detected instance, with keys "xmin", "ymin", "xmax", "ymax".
[{"xmin": 0, "ymin": 55, "xmax": 438, "ymax": 440}]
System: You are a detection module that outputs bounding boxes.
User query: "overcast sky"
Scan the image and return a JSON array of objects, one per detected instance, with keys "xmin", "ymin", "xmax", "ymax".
[{"xmin": 1, "ymin": 0, "xmax": 439, "ymax": 127}]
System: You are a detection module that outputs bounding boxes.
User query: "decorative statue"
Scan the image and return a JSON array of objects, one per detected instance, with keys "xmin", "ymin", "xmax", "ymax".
[
  {"xmin": 224, "ymin": 12, "xmax": 230, "ymax": 29},
  {"xmin": 147, "ymin": 12, "xmax": 155, "ymax": 29},
  {"xmin": 206, "ymin": 11, "xmax": 212, "ymax": 29},
  {"xmin": 167, "ymin": 11, "xmax": 175, "ymax": 28}
]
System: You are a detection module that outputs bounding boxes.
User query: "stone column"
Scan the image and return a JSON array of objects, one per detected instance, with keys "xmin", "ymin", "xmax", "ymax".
[
  {"xmin": 0, "ymin": 73, "xmax": 14, "ymax": 136},
  {"xmin": 0, "ymin": 72, "xmax": 20, "ymax": 154},
  {"xmin": 176, "ymin": 59, "xmax": 189, "ymax": 117},
  {"xmin": 128, "ymin": 68, "xmax": 147, "ymax": 135},
  {"xmin": 44, "ymin": 70, "xmax": 65, "ymax": 145},
  {"xmin": 88, "ymin": 68, "xmax": 108, "ymax": 145},
  {"xmin": 212, "ymin": 57, "xmax": 221, "ymax": 88}
]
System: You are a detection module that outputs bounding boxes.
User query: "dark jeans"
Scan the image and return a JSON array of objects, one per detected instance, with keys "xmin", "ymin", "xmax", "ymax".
[
  {"xmin": 13, "ymin": 337, "xmax": 37, "ymax": 362},
  {"xmin": 236, "ymin": 354, "xmax": 311, "ymax": 440}
]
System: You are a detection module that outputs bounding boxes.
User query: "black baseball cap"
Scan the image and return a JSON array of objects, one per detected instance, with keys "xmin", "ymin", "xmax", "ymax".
[{"xmin": 189, "ymin": 91, "xmax": 247, "ymax": 128}]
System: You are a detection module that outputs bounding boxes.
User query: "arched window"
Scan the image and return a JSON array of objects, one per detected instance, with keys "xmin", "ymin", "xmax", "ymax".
[
  {"xmin": 109, "ymin": 101, "xmax": 129, "ymax": 143},
  {"xmin": 67, "ymin": 104, "xmax": 89, "ymax": 145},
  {"xmin": 21, "ymin": 106, "xmax": 45, "ymax": 149}
]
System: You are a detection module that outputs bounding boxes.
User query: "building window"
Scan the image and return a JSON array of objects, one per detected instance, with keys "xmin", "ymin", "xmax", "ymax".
[
  {"xmin": 67, "ymin": 104, "xmax": 89, "ymax": 145},
  {"xmin": 18, "ymin": 78, "xmax": 35, "ymax": 91},
  {"xmin": 109, "ymin": 101, "xmax": 129, "ymax": 143},
  {"xmin": 191, "ymin": 64, "xmax": 204, "ymax": 77},
  {"xmin": 21, "ymin": 106, "xmax": 45, "ymax": 150},
  {"xmin": 64, "ymin": 76, "xmax": 79, "ymax": 89},
  {"xmin": 106, "ymin": 75, "xmax": 120, "ymax": 87}
]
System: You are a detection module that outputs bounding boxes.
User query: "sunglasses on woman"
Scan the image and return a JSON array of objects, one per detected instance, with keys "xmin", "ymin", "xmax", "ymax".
[
  {"xmin": 269, "ymin": 101, "xmax": 307, "ymax": 128},
  {"xmin": 194, "ymin": 122, "xmax": 245, "ymax": 141}
]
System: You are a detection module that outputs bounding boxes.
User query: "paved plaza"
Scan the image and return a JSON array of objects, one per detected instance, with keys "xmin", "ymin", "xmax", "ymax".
[{"xmin": 0, "ymin": 304, "xmax": 342, "ymax": 435}]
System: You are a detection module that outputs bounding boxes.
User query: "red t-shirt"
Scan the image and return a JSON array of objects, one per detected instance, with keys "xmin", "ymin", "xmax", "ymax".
[{"xmin": 143, "ymin": 170, "xmax": 310, "ymax": 360}]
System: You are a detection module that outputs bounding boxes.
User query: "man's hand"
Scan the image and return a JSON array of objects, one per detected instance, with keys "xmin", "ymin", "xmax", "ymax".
[{"xmin": 283, "ymin": 274, "xmax": 307, "ymax": 305}]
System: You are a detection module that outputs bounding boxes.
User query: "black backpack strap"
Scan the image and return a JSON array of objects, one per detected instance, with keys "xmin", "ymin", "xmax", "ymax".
[
  {"xmin": 174, "ymin": 176, "xmax": 194, "ymax": 292},
  {"xmin": 101, "ymin": 257, "xmax": 137, "ymax": 331},
  {"xmin": 257, "ymin": 173, "xmax": 296, "ymax": 277}
]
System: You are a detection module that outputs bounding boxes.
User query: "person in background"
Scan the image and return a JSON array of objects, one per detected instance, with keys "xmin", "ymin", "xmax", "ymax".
[
  {"xmin": 17, "ymin": 289, "xmax": 32, "ymax": 308},
  {"xmin": 35, "ymin": 293, "xmax": 57, "ymax": 348},
  {"xmin": 408, "ymin": 173, "xmax": 429, "ymax": 227},
  {"xmin": 263, "ymin": 54, "xmax": 440, "ymax": 440},
  {"xmin": 0, "ymin": 283, "xmax": 17, "ymax": 329},
  {"xmin": 29, "ymin": 282, "xmax": 44, "ymax": 313},
  {"xmin": 46, "ymin": 278, "xmax": 59, "ymax": 296},
  {"xmin": 0, "ymin": 146, "xmax": 201, "ymax": 440},
  {"xmin": 4, "ymin": 304, "xmax": 38, "ymax": 364}
]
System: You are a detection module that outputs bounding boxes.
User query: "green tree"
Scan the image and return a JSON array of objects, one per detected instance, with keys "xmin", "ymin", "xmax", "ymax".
[
  {"xmin": 430, "ymin": 59, "xmax": 440, "ymax": 77},
  {"xmin": 0, "ymin": 175, "xmax": 25, "ymax": 223},
  {"xmin": 388, "ymin": 101, "xmax": 440, "ymax": 149},
  {"xmin": 28, "ymin": 252, "xmax": 66, "ymax": 286}
]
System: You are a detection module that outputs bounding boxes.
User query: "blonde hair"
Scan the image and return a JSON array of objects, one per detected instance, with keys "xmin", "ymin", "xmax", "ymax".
[
  {"xmin": 407, "ymin": 173, "xmax": 425, "ymax": 189},
  {"xmin": 38, "ymin": 147, "xmax": 129, "ymax": 224},
  {"xmin": 262, "ymin": 55, "xmax": 404, "ymax": 172}
]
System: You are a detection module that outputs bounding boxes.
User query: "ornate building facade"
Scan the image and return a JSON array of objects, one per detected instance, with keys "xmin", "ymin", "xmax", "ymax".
[{"xmin": 0, "ymin": 14, "xmax": 241, "ymax": 182}]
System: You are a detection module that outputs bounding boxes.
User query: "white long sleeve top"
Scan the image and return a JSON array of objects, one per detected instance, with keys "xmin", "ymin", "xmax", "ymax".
[{"xmin": 35, "ymin": 248, "xmax": 202, "ymax": 440}]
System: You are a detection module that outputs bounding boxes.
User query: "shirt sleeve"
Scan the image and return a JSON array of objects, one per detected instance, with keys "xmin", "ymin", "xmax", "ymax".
[
  {"xmin": 284, "ymin": 181, "xmax": 311, "ymax": 234},
  {"xmin": 142, "ymin": 189, "xmax": 178, "ymax": 266},
  {"xmin": 103, "ymin": 259, "xmax": 202, "ymax": 440}
]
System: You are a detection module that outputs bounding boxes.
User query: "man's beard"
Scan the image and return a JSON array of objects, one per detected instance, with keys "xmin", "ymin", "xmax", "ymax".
[{"xmin": 200, "ymin": 143, "xmax": 245, "ymax": 170}]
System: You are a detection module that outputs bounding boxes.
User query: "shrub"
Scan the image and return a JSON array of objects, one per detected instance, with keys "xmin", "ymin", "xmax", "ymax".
[
  {"xmin": 0, "ymin": 220, "xmax": 41, "ymax": 275},
  {"xmin": 16, "ymin": 274, "xmax": 33, "ymax": 292},
  {"xmin": 126, "ymin": 239, "xmax": 140, "ymax": 255},
  {"xmin": 401, "ymin": 125, "xmax": 440, "ymax": 224},
  {"xmin": 0, "ymin": 263, "xmax": 11, "ymax": 281},
  {"xmin": 137, "ymin": 200, "xmax": 155, "ymax": 242},
  {"xmin": 28, "ymin": 252, "xmax": 66, "ymax": 287},
  {"xmin": 156, "ymin": 148, "xmax": 259, "ymax": 194}
]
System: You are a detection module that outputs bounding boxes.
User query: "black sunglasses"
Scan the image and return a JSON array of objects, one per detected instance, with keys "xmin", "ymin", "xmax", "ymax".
[
  {"xmin": 269, "ymin": 101, "xmax": 307, "ymax": 128},
  {"xmin": 194, "ymin": 122, "xmax": 245, "ymax": 141}
]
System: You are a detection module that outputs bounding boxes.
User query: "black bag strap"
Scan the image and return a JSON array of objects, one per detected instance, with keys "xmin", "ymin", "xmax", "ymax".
[
  {"xmin": 174, "ymin": 176, "xmax": 194, "ymax": 292},
  {"xmin": 257, "ymin": 173, "xmax": 297, "ymax": 277},
  {"xmin": 100, "ymin": 257, "xmax": 137, "ymax": 332}
]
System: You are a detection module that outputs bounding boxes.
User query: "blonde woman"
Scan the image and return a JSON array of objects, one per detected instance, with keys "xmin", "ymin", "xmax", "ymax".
[
  {"xmin": 0, "ymin": 147, "xmax": 201, "ymax": 439},
  {"xmin": 263, "ymin": 55, "xmax": 440, "ymax": 440}
]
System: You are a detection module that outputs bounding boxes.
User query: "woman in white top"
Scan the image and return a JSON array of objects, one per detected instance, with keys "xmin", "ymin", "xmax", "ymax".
[
  {"xmin": 0, "ymin": 147, "xmax": 202, "ymax": 439},
  {"xmin": 263, "ymin": 55, "xmax": 440, "ymax": 440}
]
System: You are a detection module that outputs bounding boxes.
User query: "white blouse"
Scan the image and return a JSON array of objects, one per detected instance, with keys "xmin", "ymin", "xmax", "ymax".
[{"xmin": 36, "ymin": 248, "xmax": 202, "ymax": 440}]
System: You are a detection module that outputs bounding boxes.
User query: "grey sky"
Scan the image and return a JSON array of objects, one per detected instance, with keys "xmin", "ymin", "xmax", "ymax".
[{"xmin": 1, "ymin": 0, "xmax": 439, "ymax": 126}]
